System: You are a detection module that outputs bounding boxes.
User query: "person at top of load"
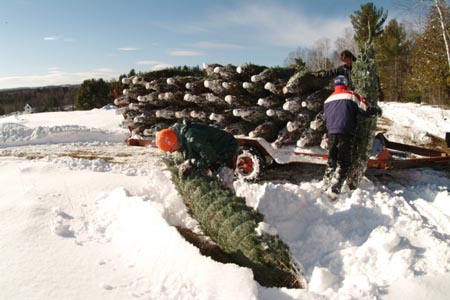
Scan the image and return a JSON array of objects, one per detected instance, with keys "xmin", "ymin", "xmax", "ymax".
[
  {"xmin": 155, "ymin": 118, "xmax": 238, "ymax": 190},
  {"xmin": 322, "ymin": 75, "xmax": 382, "ymax": 200},
  {"xmin": 313, "ymin": 49, "xmax": 356, "ymax": 89}
]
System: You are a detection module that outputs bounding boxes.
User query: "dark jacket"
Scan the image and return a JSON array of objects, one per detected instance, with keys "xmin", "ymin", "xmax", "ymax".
[
  {"xmin": 171, "ymin": 119, "xmax": 238, "ymax": 170},
  {"xmin": 322, "ymin": 64, "xmax": 353, "ymax": 88},
  {"xmin": 323, "ymin": 85, "xmax": 371, "ymax": 135}
]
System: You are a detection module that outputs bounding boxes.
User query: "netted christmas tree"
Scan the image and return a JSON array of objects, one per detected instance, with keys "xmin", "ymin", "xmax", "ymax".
[
  {"xmin": 346, "ymin": 41, "xmax": 379, "ymax": 189},
  {"xmin": 347, "ymin": 4, "xmax": 386, "ymax": 189},
  {"xmin": 163, "ymin": 158, "xmax": 307, "ymax": 289}
]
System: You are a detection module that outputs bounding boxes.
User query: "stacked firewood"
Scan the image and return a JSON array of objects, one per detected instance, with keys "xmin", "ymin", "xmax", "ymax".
[{"xmin": 115, "ymin": 63, "xmax": 333, "ymax": 149}]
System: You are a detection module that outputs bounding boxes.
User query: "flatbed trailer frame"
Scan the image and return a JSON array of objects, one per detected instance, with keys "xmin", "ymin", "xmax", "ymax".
[{"xmin": 235, "ymin": 132, "xmax": 450, "ymax": 180}]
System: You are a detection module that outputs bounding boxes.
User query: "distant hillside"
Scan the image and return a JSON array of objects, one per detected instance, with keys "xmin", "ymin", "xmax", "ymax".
[{"xmin": 0, "ymin": 85, "xmax": 79, "ymax": 115}]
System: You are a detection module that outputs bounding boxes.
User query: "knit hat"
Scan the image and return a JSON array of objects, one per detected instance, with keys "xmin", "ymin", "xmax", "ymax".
[
  {"xmin": 334, "ymin": 75, "xmax": 348, "ymax": 87},
  {"xmin": 156, "ymin": 128, "xmax": 179, "ymax": 152},
  {"xmin": 340, "ymin": 50, "xmax": 356, "ymax": 62}
]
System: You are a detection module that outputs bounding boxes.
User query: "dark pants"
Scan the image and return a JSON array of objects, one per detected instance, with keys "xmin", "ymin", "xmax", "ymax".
[
  {"xmin": 215, "ymin": 139, "xmax": 238, "ymax": 171},
  {"xmin": 323, "ymin": 134, "xmax": 353, "ymax": 193}
]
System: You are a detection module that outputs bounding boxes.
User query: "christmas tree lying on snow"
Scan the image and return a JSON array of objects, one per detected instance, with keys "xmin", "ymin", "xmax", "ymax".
[{"xmin": 164, "ymin": 158, "xmax": 307, "ymax": 289}]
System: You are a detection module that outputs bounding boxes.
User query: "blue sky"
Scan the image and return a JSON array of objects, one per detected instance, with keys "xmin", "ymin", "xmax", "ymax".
[{"xmin": 0, "ymin": 0, "xmax": 406, "ymax": 89}]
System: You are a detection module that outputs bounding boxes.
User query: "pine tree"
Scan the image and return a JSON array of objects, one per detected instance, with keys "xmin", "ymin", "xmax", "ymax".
[
  {"xmin": 75, "ymin": 78, "xmax": 110, "ymax": 110},
  {"xmin": 407, "ymin": 6, "xmax": 450, "ymax": 105},
  {"xmin": 376, "ymin": 19, "xmax": 412, "ymax": 102},
  {"xmin": 350, "ymin": 2, "xmax": 388, "ymax": 44}
]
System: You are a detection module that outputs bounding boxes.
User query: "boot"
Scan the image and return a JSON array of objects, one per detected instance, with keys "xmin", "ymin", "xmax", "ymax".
[
  {"xmin": 322, "ymin": 162, "xmax": 336, "ymax": 191},
  {"xmin": 330, "ymin": 162, "xmax": 350, "ymax": 194}
]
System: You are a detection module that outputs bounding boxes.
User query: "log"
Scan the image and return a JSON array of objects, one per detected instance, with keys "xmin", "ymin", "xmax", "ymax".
[
  {"xmin": 203, "ymin": 62, "xmax": 223, "ymax": 77},
  {"xmin": 209, "ymin": 110, "xmax": 240, "ymax": 125},
  {"xmin": 204, "ymin": 79, "xmax": 228, "ymax": 95},
  {"xmin": 266, "ymin": 108, "xmax": 296, "ymax": 125},
  {"xmin": 236, "ymin": 63, "xmax": 267, "ymax": 81},
  {"xmin": 221, "ymin": 81, "xmax": 247, "ymax": 95},
  {"xmin": 264, "ymin": 81, "xmax": 286, "ymax": 96},
  {"xmin": 183, "ymin": 93, "xmax": 208, "ymax": 105},
  {"xmin": 155, "ymin": 107, "xmax": 177, "ymax": 120},
  {"xmin": 213, "ymin": 64, "xmax": 242, "ymax": 81},
  {"xmin": 251, "ymin": 68, "xmax": 296, "ymax": 83},
  {"xmin": 257, "ymin": 94, "xmax": 285, "ymax": 108},
  {"xmin": 190, "ymin": 109, "xmax": 214, "ymax": 122},
  {"xmin": 114, "ymin": 97, "xmax": 130, "ymax": 108},
  {"xmin": 131, "ymin": 76, "xmax": 147, "ymax": 86},
  {"xmin": 282, "ymin": 96, "xmax": 305, "ymax": 113},
  {"xmin": 283, "ymin": 71, "xmax": 330, "ymax": 95},
  {"xmin": 225, "ymin": 94, "xmax": 257, "ymax": 107},
  {"xmin": 272, "ymin": 128, "xmax": 304, "ymax": 148},
  {"xmin": 286, "ymin": 109, "xmax": 316, "ymax": 132},
  {"xmin": 248, "ymin": 121, "xmax": 282, "ymax": 142},
  {"xmin": 233, "ymin": 106, "xmax": 268, "ymax": 124},
  {"xmin": 136, "ymin": 92, "xmax": 170, "ymax": 108},
  {"xmin": 158, "ymin": 91, "xmax": 191, "ymax": 107},
  {"xmin": 167, "ymin": 76, "xmax": 196, "ymax": 90},
  {"xmin": 146, "ymin": 78, "xmax": 178, "ymax": 93},
  {"xmin": 186, "ymin": 80, "xmax": 210, "ymax": 94},
  {"xmin": 205, "ymin": 93, "xmax": 229, "ymax": 107},
  {"xmin": 242, "ymin": 81, "xmax": 270, "ymax": 98},
  {"xmin": 296, "ymin": 128, "xmax": 323, "ymax": 148},
  {"xmin": 301, "ymin": 89, "xmax": 332, "ymax": 112},
  {"xmin": 309, "ymin": 111, "xmax": 326, "ymax": 132},
  {"xmin": 223, "ymin": 120, "xmax": 255, "ymax": 136}
]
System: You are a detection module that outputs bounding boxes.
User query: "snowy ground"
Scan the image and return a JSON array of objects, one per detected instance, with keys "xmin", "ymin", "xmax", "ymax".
[{"xmin": 1, "ymin": 102, "xmax": 450, "ymax": 300}]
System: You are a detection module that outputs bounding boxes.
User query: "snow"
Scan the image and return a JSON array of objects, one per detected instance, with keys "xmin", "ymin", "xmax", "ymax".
[{"xmin": 1, "ymin": 102, "xmax": 450, "ymax": 300}]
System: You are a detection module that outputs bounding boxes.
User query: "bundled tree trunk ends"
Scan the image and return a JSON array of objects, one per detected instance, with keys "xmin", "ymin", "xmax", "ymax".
[
  {"xmin": 163, "ymin": 158, "xmax": 307, "ymax": 289},
  {"xmin": 117, "ymin": 63, "xmax": 332, "ymax": 151}
]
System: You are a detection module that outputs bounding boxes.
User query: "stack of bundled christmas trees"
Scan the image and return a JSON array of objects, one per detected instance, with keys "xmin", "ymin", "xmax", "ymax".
[{"xmin": 115, "ymin": 63, "xmax": 333, "ymax": 149}]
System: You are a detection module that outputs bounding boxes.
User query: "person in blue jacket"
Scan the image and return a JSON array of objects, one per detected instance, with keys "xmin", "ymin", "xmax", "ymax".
[{"xmin": 322, "ymin": 75, "xmax": 381, "ymax": 197}]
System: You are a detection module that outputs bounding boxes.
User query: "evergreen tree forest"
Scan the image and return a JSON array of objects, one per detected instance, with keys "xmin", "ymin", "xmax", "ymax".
[
  {"xmin": 285, "ymin": 1, "xmax": 450, "ymax": 107},
  {"xmin": 0, "ymin": 85, "xmax": 79, "ymax": 115}
]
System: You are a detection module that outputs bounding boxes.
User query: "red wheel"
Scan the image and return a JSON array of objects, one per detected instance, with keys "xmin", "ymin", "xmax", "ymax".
[{"xmin": 235, "ymin": 146, "xmax": 265, "ymax": 181}]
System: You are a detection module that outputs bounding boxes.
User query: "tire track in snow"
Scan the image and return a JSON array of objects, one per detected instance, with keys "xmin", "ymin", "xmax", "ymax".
[{"xmin": 410, "ymin": 198, "xmax": 450, "ymax": 240}]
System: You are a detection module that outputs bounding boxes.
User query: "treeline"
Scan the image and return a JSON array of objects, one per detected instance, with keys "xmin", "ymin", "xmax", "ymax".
[
  {"xmin": 0, "ymin": 66, "xmax": 205, "ymax": 116},
  {"xmin": 0, "ymin": 85, "xmax": 79, "ymax": 115}
]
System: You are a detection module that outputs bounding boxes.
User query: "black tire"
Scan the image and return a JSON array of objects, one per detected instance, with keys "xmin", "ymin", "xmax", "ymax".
[{"xmin": 235, "ymin": 146, "xmax": 265, "ymax": 181}]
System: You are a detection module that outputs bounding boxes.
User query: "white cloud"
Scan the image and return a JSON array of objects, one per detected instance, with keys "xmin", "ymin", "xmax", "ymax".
[
  {"xmin": 94, "ymin": 68, "xmax": 115, "ymax": 73},
  {"xmin": 209, "ymin": 3, "xmax": 350, "ymax": 47},
  {"xmin": 118, "ymin": 47, "xmax": 138, "ymax": 51},
  {"xmin": 168, "ymin": 50, "xmax": 203, "ymax": 56},
  {"xmin": 0, "ymin": 69, "xmax": 120, "ymax": 89},
  {"xmin": 136, "ymin": 60, "xmax": 163, "ymax": 65},
  {"xmin": 152, "ymin": 64, "xmax": 174, "ymax": 71},
  {"xmin": 192, "ymin": 41, "xmax": 244, "ymax": 49},
  {"xmin": 43, "ymin": 36, "xmax": 61, "ymax": 41}
]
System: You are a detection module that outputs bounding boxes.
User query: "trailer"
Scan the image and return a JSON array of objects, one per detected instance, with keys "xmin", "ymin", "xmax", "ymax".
[
  {"xmin": 235, "ymin": 132, "xmax": 450, "ymax": 181},
  {"xmin": 124, "ymin": 129, "xmax": 450, "ymax": 181}
]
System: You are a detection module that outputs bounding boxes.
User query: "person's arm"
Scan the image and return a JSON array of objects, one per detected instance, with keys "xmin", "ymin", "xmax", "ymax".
[{"xmin": 352, "ymin": 92, "xmax": 382, "ymax": 117}]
